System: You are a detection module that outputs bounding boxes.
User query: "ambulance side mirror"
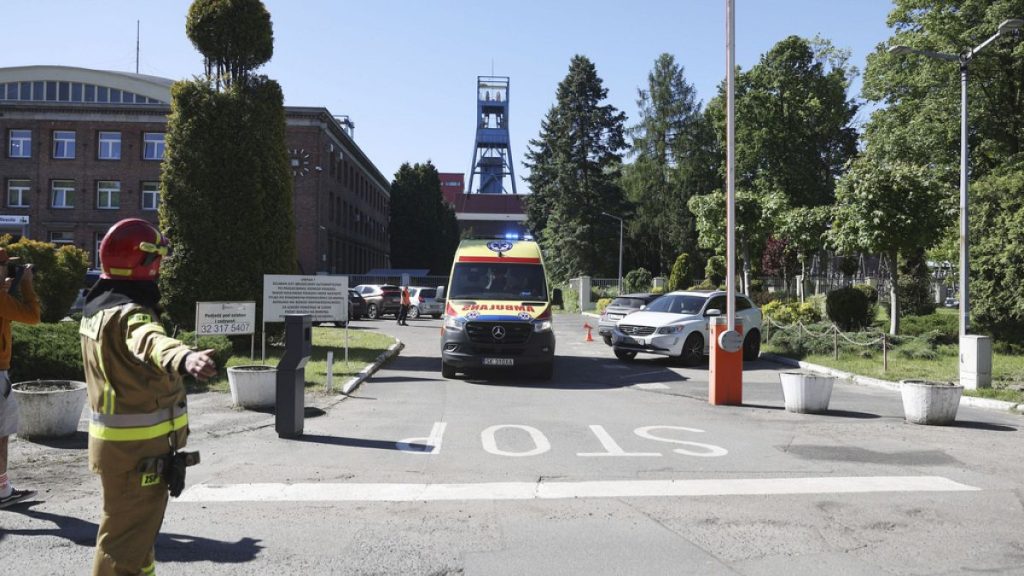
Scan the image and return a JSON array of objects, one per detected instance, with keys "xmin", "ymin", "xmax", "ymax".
[{"xmin": 436, "ymin": 285, "xmax": 445, "ymax": 300}]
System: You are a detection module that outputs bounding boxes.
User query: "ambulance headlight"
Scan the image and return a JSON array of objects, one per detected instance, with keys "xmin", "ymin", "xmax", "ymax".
[
  {"xmin": 533, "ymin": 319, "xmax": 552, "ymax": 333},
  {"xmin": 444, "ymin": 315, "xmax": 466, "ymax": 332}
]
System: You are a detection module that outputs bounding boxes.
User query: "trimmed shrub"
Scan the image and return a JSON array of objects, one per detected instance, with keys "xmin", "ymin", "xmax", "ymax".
[
  {"xmin": 826, "ymin": 287, "xmax": 872, "ymax": 331},
  {"xmin": 762, "ymin": 300, "xmax": 820, "ymax": 325},
  {"xmin": 624, "ymin": 268, "xmax": 652, "ymax": 294},
  {"xmin": 854, "ymin": 284, "xmax": 878, "ymax": 306},
  {"xmin": 704, "ymin": 256, "xmax": 725, "ymax": 286},
  {"xmin": 668, "ymin": 253, "xmax": 691, "ymax": 292},
  {"xmin": 11, "ymin": 322, "xmax": 84, "ymax": 382},
  {"xmin": 764, "ymin": 321, "xmax": 835, "ymax": 357},
  {"xmin": 3, "ymin": 237, "xmax": 89, "ymax": 323},
  {"xmin": 596, "ymin": 298, "xmax": 613, "ymax": 314},
  {"xmin": 175, "ymin": 332, "xmax": 235, "ymax": 363}
]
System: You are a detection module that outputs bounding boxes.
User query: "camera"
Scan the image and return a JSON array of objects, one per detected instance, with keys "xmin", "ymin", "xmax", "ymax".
[{"xmin": 7, "ymin": 262, "xmax": 28, "ymax": 296}]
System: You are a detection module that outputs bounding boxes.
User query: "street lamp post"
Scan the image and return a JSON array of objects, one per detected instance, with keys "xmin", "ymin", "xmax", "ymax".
[
  {"xmin": 600, "ymin": 212, "xmax": 623, "ymax": 294},
  {"xmin": 889, "ymin": 18, "xmax": 1023, "ymax": 388}
]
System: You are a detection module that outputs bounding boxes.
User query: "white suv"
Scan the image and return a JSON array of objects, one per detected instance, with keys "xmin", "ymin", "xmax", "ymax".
[{"xmin": 611, "ymin": 290, "xmax": 762, "ymax": 365}]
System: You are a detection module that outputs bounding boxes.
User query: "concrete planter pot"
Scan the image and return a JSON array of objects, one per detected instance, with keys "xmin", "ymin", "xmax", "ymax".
[
  {"xmin": 12, "ymin": 380, "xmax": 88, "ymax": 439},
  {"xmin": 779, "ymin": 372, "xmax": 834, "ymax": 414},
  {"xmin": 900, "ymin": 380, "xmax": 963, "ymax": 425},
  {"xmin": 227, "ymin": 365, "xmax": 277, "ymax": 409}
]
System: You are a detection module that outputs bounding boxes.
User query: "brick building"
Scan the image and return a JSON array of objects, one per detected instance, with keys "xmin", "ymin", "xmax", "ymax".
[{"xmin": 0, "ymin": 65, "xmax": 390, "ymax": 274}]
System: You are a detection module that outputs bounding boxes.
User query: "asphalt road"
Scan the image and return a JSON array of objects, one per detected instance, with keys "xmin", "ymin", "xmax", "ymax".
[{"xmin": 2, "ymin": 313, "xmax": 1023, "ymax": 575}]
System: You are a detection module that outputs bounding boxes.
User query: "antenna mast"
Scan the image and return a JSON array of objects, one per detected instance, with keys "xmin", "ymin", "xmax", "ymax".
[{"xmin": 136, "ymin": 20, "xmax": 140, "ymax": 74}]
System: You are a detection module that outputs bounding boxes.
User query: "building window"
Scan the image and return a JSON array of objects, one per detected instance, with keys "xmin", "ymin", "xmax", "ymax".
[
  {"xmin": 7, "ymin": 180, "xmax": 30, "ymax": 208},
  {"xmin": 51, "ymin": 180, "xmax": 75, "ymax": 208},
  {"xmin": 49, "ymin": 231, "xmax": 74, "ymax": 245},
  {"xmin": 141, "ymin": 182, "xmax": 160, "ymax": 211},
  {"xmin": 97, "ymin": 181, "xmax": 120, "ymax": 209},
  {"xmin": 143, "ymin": 133, "xmax": 165, "ymax": 160},
  {"xmin": 94, "ymin": 233, "xmax": 104, "ymax": 268},
  {"xmin": 9, "ymin": 129, "xmax": 31, "ymax": 158},
  {"xmin": 53, "ymin": 130, "xmax": 76, "ymax": 159},
  {"xmin": 98, "ymin": 132, "xmax": 121, "ymax": 160}
]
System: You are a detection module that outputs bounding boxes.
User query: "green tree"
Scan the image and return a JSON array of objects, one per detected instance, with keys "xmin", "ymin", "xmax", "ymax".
[
  {"xmin": 161, "ymin": 0, "xmax": 296, "ymax": 329},
  {"xmin": 708, "ymin": 35, "xmax": 859, "ymax": 208},
  {"xmin": 829, "ymin": 154, "xmax": 951, "ymax": 334},
  {"xmin": 971, "ymin": 163, "xmax": 1024, "ymax": 343},
  {"xmin": 389, "ymin": 161, "xmax": 460, "ymax": 275},
  {"xmin": 621, "ymin": 54, "xmax": 719, "ymax": 276},
  {"xmin": 688, "ymin": 188, "xmax": 787, "ymax": 292},
  {"xmin": 862, "ymin": 0, "xmax": 1024, "ymax": 336},
  {"xmin": 523, "ymin": 55, "xmax": 628, "ymax": 283},
  {"xmin": 186, "ymin": 0, "xmax": 274, "ymax": 90},
  {"xmin": 777, "ymin": 205, "xmax": 833, "ymax": 291}
]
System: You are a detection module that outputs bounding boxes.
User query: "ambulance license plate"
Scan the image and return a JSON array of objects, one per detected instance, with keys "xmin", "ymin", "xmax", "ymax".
[{"xmin": 483, "ymin": 357, "xmax": 514, "ymax": 366}]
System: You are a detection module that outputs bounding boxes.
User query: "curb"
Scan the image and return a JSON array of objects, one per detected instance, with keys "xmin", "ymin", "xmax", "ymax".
[
  {"xmin": 341, "ymin": 338, "xmax": 404, "ymax": 395},
  {"xmin": 761, "ymin": 353, "xmax": 1023, "ymax": 414}
]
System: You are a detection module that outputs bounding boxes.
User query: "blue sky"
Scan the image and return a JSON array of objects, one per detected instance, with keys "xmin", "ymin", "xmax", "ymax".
[{"xmin": 3, "ymin": 0, "xmax": 896, "ymax": 193}]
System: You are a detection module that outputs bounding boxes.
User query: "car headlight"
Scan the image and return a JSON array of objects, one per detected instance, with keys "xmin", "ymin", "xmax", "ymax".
[
  {"xmin": 656, "ymin": 325, "xmax": 685, "ymax": 335},
  {"xmin": 533, "ymin": 319, "xmax": 552, "ymax": 333},
  {"xmin": 444, "ymin": 315, "xmax": 466, "ymax": 331}
]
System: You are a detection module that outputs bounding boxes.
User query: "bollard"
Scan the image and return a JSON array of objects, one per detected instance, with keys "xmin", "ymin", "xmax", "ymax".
[{"xmin": 276, "ymin": 314, "xmax": 312, "ymax": 439}]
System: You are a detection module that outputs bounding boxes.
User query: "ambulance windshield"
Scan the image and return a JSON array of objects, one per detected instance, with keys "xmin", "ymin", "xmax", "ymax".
[{"xmin": 449, "ymin": 262, "xmax": 548, "ymax": 301}]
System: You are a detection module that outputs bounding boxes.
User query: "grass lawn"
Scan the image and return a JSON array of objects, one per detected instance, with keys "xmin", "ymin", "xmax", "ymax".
[
  {"xmin": 764, "ymin": 304, "xmax": 1024, "ymax": 404},
  {"xmin": 187, "ymin": 326, "xmax": 396, "ymax": 394}
]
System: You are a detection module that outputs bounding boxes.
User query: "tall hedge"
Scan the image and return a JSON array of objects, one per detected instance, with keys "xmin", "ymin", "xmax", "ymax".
[
  {"xmin": 826, "ymin": 287, "xmax": 872, "ymax": 332},
  {"xmin": 160, "ymin": 0, "xmax": 295, "ymax": 329}
]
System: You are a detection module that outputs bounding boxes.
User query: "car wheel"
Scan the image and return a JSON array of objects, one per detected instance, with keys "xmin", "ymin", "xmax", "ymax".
[
  {"xmin": 367, "ymin": 303, "xmax": 379, "ymax": 319},
  {"xmin": 743, "ymin": 329, "xmax": 761, "ymax": 361},
  {"xmin": 614, "ymin": 349, "xmax": 637, "ymax": 361},
  {"xmin": 602, "ymin": 335, "xmax": 612, "ymax": 346},
  {"xmin": 679, "ymin": 333, "xmax": 704, "ymax": 367},
  {"xmin": 409, "ymin": 306, "xmax": 420, "ymax": 319},
  {"xmin": 441, "ymin": 361, "xmax": 457, "ymax": 379}
]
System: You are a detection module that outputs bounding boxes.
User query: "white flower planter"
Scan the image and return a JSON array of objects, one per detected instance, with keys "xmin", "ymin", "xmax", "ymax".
[
  {"xmin": 227, "ymin": 365, "xmax": 277, "ymax": 409},
  {"xmin": 900, "ymin": 380, "xmax": 963, "ymax": 425},
  {"xmin": 779, "ymin": 372, "xmax": 834, "ymax": 414},
  {"xmin": 12, "ymin": 380, "xmax": 88, "ymax": 439}
]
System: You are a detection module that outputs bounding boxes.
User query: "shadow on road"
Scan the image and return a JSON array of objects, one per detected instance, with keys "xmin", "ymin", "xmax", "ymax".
[
  {"xmin": 294, "ymin": 433, "xmax": 430, "ymax": 452},
  {"xmin": 946, "ymin": 420, "xmax": 1017, "ymax": 432},
  {"xmin": 27, "ymin": 431, "xmax": 88, "ymax": 450},
  {"xmin": 1, "ymin": 502, "xmax": 264, "ymax": 565}
]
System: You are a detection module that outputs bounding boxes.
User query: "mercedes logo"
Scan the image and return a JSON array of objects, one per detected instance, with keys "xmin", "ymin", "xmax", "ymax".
[{"xmin": 491, "ymin": 326, "xmax": 507, "ymax": 340}]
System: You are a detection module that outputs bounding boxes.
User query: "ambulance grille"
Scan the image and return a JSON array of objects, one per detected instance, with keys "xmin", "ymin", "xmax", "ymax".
[{"xmin": 466, "ymin": 322, "xmax": 532, "ymax": 344}]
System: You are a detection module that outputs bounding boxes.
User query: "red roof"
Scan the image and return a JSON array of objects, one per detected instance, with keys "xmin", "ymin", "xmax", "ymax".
[{"xmin": 442, "ymin": 190, "xmax": 525, "ymax": 216}]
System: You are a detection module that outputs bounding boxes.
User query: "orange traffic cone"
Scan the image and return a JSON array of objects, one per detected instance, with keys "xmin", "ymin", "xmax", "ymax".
[{"xmin": 583, "ymin": 322, "xmax": 594, "ymax": 342}]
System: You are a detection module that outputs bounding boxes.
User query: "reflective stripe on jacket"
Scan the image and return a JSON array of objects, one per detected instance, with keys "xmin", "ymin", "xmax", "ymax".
[{"xmin": 80, "ymin": 303, "xmax": 193, "ymax": 474}]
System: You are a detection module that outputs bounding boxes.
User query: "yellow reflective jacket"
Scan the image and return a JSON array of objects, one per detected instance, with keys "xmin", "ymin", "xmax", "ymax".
[{"xmin": 80, "ymin": 304, "xmax": 193, "ymax": 474}]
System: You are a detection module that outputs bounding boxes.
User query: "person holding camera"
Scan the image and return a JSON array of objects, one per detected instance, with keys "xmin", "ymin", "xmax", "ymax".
[
  {"xmin": 80, "ymin": 219, "xmax": 217, "ymax": 576},
  {"xmin": 0, "ymin": 247, "xmax": 41, "ymax": 510}
]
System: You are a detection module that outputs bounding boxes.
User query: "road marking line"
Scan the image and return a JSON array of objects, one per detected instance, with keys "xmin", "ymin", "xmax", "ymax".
[
  {"xmin": 632, "ymin": 383, "xmax": 670, "ymax": 390},
  {"xmin": 177, "ymin": 476, "xmax": 978, "ymax": 503}
]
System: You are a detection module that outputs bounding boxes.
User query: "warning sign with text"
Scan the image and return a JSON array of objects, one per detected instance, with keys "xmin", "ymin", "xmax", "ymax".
[{"xmin": 262, "ymin": 275, "xmax": 348, "ymax": 323}]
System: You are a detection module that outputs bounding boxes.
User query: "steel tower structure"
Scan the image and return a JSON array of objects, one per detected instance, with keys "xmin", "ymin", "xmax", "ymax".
[{"xmin": 467, "ymin": 76, "xmax": 517, "ymax": 194}]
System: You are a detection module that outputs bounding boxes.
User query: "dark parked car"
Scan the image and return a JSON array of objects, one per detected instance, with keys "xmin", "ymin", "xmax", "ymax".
[
  {"xmin": 68, "ymin": 268, "xmax": 103, "ymax": 315},
  {"xmin": 597, "ymin": 292, "xmax": 659, "ymax": 346},
  {"xmin": 347, "ymin": 289, "xmax": 366, "ymax": 320},
  {"xmin": 353, "ymin": 284, "xmax": 402, "ymax": 319}
]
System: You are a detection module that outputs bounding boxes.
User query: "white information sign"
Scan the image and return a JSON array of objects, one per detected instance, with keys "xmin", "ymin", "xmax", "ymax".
[
  {"xmin": 262, "ymin": 275, "xmax": 348, "ymax": 323},
  {"xmin": 196, "ymin": 301, "xmax": 256, "ymax": 336}
]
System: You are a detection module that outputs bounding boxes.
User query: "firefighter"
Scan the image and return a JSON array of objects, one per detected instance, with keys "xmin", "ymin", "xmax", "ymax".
[{"xmin": 80, "ymin": 218, "xmax": 217, "ymax": 576}]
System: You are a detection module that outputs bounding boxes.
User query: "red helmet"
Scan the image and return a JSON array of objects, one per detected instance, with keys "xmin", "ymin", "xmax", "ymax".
[{"xmin": 99, "ymin": 218, "xmax": 170, "ymax": 280}]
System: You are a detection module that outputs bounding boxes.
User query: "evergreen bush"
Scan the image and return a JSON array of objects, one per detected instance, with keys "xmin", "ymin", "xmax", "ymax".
[
  {"xmin": 853, "ymin": 284, "xmax": 878, "ymax": 306},
  {"xmin": 624, "ymin": 268, "xmax": 652, "ymax": 293},
  {"xmin": 826, "ymin": 287, "xmax": 872, "ymax": 331},
  {"xmin": 900, "ymin": 313, "xmax": 958, "ymax": 344},
  {"xmin": 3, "ymin": 238, "xmax": 89, "ymax": 323},
  {"xmin": 10, "ymin": 322, "xmax": 84, "ymax": 382},
  {"xmin": 668, "ymin": 253, "xmax": 691, "ymax": 292}
]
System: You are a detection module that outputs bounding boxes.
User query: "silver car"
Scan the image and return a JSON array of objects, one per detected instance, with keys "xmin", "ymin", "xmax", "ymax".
[
  {"xmin": 408, "ymin": 286, "xmax": 443, "ymax": 319},
  {"xmin": 611, "ymin": 290, "xmax": 762, "ymax": 366}
]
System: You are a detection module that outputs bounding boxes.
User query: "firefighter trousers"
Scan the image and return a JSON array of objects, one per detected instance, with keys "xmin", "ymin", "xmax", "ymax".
[{"xmin": 93, "ymin": 468, "xmax": 168, "ymax": 576}]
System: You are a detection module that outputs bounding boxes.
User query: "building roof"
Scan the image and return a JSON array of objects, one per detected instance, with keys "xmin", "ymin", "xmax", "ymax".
[
  {"xmin": 0, "ymin": 65, "xmax": 174, "ymax": 103},
  {"xmin": 441, "ymin": 189, "xmax": 526, "ymax": 222}
]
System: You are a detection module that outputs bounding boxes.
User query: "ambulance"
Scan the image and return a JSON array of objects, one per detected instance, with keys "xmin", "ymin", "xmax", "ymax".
[{"xmin": 440, "ymin": 238, "xmax": 555, "ymax": 380}]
